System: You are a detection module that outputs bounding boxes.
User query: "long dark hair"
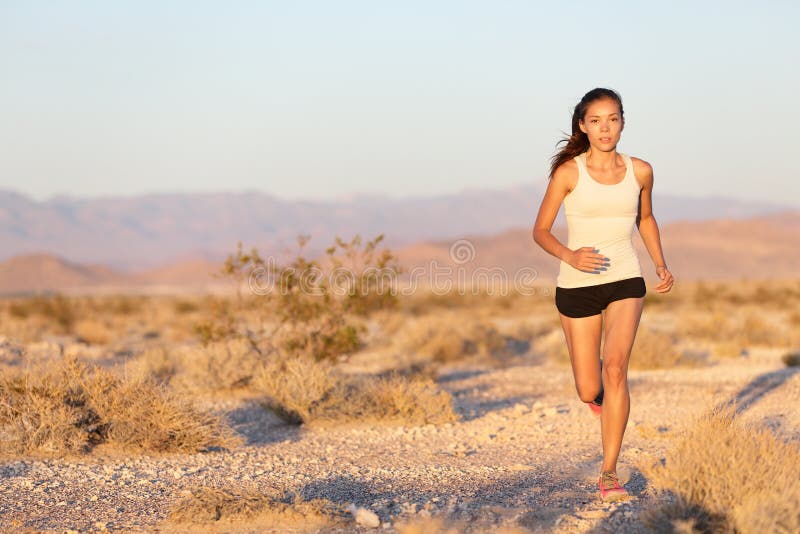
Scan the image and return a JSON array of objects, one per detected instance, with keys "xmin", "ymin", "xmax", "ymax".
[{"xmin": 548, "ymin": 88, "xmax": 624, "ymax": 180}]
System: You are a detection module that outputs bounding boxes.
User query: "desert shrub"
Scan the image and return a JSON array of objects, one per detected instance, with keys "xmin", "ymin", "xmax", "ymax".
[
  {"xmin": 86, "ymin": 295, "xmax": 144, "ymax": 316},
  {"xmin": 193, "ymin": 297, "xmax": 238, "ymax": 346},
  {"xmin": 7, "ymin": 294, "xmax": 75, "ymax": 332},
  {"xmin": 167, "ymin": 486, "xmax": 348, "ymax": 531},
  {"xmin": 132, "ymin": 337, "xmax": 264, "ymax": 392},
  {"xmin": 640, "ymin": 404, "xmax": 800, "ymax": 533},
  {"xmin": 677, "ymin": 308, "xmax": 789, "ymax": 353},
  {"xmin": 782, "ymin": 351, "xmax": 800, "ymax": 367},
  {"xmin": 73, "ymin": 319, "xmax": 112, "ymax": 345},
  {"xmin": 394, "ymin": 314, "xmax": 520, "ymax": 364},
  {"xmin": 127, "ymin": 347, "xmax": 178, "ymax": 384},
  {"xmin": 0, "ymin": 357, "xmax": 240, "ymax": 457},
  {"xmin": 215, "ymin": 233, "xmax": 400, "ymax": 361},
  {"xmin": 277, "ymin": 315, "xmax": 364, "ymax": 362},
  {"xmin": 253, "ymin": 355, "xmax": 457, "ymax": 427},
  {"xmin": 630, "ymin": 327, "xmax": 706, "ymax": 370},
  {"xmin": 174, "ymin": 299, "xmax": 199, "ymax": 314},
  {"xmin": 325, "ymin": 234, "xmax": 402, "ymax": 316}
]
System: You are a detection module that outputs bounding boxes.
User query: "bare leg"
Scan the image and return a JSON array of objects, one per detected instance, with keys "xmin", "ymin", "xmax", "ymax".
[
  {"xmin": 599, "ymin": 296, "xmax": 644, "ymax": 473},
  {"xmin": 558, "ymin": 312, "xmax": 603, "ymax": 403}
]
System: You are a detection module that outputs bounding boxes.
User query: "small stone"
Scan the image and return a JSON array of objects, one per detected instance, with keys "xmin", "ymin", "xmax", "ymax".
[{"xmin": 348, "ymin": 505, "xmax": 380, "ymax": 528}]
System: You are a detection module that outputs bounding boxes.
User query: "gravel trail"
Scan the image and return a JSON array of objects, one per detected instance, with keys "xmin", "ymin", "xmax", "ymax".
[{"xmin": 1, "ymin": 347, "xmax": 797, "ymax": 533}]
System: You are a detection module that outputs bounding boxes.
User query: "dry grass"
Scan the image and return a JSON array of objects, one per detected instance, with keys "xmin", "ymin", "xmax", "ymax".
[
  {"xmin": 630, "ymin": 326, "xmax": 707, "ymax": 370},
  {"xmin": 253, "ymin": 355, "xmax": 458, "ymax": 427},
  {"xmin": 782, "ymin": 351, "xmax": 800, "ymax": 367},
  {"xmin": 676, "ymin": 307, "xmax": 792, "ymax": 355},
  {"xmin": 640, "ymin": 403, "xmax": 800, "ymax": 533},
  {"xmin": 0, "ymin": 357, "xmax": 241, "ymax": 457},
  {"xmin": 393, "ymin": 312, "xmax": 527, "ymax": 364},
  {"xmin": 130, "ymin": 337, "xmax": 265, "ymax": 393},
  {"xmin": 165, "ymin": 486, "xmax": 348, "ymax": 532},
  {"xmin": 73, "ymin": 318, "xmax": 113, "ymax": 345}
]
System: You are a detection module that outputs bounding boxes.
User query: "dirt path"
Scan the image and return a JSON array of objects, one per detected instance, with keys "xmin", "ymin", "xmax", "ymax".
[{"xmin": 1, "ymin": 347, "xmax": 797, "ymax": 533}]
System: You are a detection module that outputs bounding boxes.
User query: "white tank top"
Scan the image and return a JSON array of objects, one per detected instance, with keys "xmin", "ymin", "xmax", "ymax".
[{"xmin": 556, "ymin": 151, "xmax": 643, "ymax": 288}]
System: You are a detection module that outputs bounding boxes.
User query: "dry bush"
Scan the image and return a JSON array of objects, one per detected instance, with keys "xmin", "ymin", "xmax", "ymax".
[
  {"xmin": 630, "ymin": 327, "xmax": 706, "ymax": 370},
  {"xmin": 0, "ymin": 357, "xmax": 240, "ymax": 457},
  {"xmin": 126, "ymin": 347, "xmax": 178, "ymax": 384},
  {"xmin": 166, "ymin": 486, "xmax": 348, "ymax": 532},
  {"xmin": 176, "ymin": 337, "xmax": 264, "ymax": 391},
  {"xmin": 73, "ymin": 318, "xmax": 112, "ymax": 345},
  {"xmin": 131, "ymin": 337, "xmax": 265, "ymax": 393},
  {"xmin": 394, "ymin": 314, "xmax": 521, "ymax": 364},
  {"xmin": 782, "ymin": 351, "xmax": 800, "ymax": 367},
  {"xmin": 6, "ymin": 294, "xmax": 75, "ymax": 333},
  {"xmin": 640, "ymin": 403, "xmax": 800, "ymax": 533},
  {"xmin": 210, "ymin": 234, "xmax": 398, "ymax": 361},
  {"xmin": 252, "ymin": 355, "xmax": 457, "ymax": 427},
  {"xmin": 277, "ymin": 314, "xmax": 364, "ymax": 362},
  {"xmin": 787, "ymin": 310, "xmax": 800, "ymax": 329},
  {"xmin": 676, "ymin": 307, "xmax": 790, "ymax": 355}
]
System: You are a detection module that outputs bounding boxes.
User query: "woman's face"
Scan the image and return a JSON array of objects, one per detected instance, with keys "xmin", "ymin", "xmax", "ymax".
[{"xmin": 579, "ymin": 98, "xmax": 624, "ymax": 150}]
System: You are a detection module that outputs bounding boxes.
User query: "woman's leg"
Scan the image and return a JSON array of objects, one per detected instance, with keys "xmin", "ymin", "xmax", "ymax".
[
  {"xmin": 558, "ymin": 312, "xmax": 603, "ymax": 403},
  {"xmin": 598, "ymin": 296, "xmax": 644, "ymax": 473}
]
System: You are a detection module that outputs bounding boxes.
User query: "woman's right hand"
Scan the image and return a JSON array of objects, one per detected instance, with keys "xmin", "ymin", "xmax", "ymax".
[{"xmin": 568, "ymin": 246, "xmax": 610, "ymax": 273}]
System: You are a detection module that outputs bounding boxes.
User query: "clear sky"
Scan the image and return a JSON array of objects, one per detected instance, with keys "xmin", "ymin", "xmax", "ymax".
[{"xmin": 1, "ymin": 1, "xmax": 798, "ymax": 205}]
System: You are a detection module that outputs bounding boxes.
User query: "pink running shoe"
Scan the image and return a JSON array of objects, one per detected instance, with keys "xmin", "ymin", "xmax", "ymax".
[{"xmin": 598, "ymin": 471, "xmax": 629, "ymax": 502}]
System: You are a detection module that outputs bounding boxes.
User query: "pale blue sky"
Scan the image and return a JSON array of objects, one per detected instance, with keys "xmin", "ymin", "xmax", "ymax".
[{"xmin": 1, "ymin": 1, "xmax": 798, "ymax": 205}]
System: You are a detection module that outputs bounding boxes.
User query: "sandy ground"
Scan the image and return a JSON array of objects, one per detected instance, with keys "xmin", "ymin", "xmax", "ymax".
[{"xmin": 1, "ymin": 346, "xmax": 798, "ymax": 533}]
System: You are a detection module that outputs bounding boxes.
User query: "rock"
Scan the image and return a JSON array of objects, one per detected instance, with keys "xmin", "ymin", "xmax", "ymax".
[{"xmin": 348, "ymin": 505, "xmax": 381, "ymax": 528}]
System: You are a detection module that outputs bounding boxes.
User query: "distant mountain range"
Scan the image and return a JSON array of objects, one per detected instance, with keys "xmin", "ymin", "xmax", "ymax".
[
  {"xmin": 1, "ymin": 210, "xmax": 797, "ymax": 295},
  {"xmin": 0, "ymin": 187, "xmax": 793, "ymax": 272}
]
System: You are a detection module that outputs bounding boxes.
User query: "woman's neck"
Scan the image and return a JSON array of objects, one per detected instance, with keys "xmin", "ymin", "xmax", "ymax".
[{"xmin": 585, "ymin": 147, "xmax": 620, "ymax": 169}]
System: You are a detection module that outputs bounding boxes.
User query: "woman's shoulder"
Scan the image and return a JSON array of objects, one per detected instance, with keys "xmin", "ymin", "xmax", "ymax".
[
  {"xmin": 552, "ymin": 157, "xmax": 580, "ymax": 192},
  {"xmin": 627, "ymin": 155, "xmax": 653, "ymax": 173},
  {"xmin": 627, "ymin": 155, "xmax": 654, "ymax": 188}
]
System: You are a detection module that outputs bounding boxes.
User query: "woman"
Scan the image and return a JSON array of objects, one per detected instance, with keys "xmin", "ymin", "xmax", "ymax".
[{"xmin": 532, "ymin": 87, "xmax": 674, "ymax": 502}]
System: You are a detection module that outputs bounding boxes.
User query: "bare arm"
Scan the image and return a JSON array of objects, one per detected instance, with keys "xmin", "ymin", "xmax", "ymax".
[
  {"xmin": 633, "ymin": 158, "xmax": 675, "ymax": 293},
  {"xmin": 532, "ymin": 162, "xmax": 607, "ymax": 273},
  {"xmin": 532, "ymin": 163, "xmax": 573, "ymax": 262}
]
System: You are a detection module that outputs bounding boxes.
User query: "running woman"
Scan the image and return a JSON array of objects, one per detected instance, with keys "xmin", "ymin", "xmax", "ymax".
[{"xmin": 532, "ymin": 88, "xmax": 674, "ymax": 502}]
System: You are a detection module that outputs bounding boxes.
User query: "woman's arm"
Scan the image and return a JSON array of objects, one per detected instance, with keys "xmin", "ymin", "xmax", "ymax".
[
  {"xmin": 633, "ymin": 159, "xmax": 675, "ymax": 293},
  {"xmin": 532, "ymin": 164, "xmax": 573, "ymax": 262},
  {"xmin": 532, "ymin": 162, "xmax": 608, "ymax": 273}
]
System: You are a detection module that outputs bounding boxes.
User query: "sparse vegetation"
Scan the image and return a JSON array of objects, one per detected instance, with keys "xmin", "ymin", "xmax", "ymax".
[
  {"xmin": 253, "ymin": 355, "xmax": 457, "ymax": 426},
  {"xmin": 166, "ymin": 486, "xmax": 349, "ymax": 531},
  {"xmin": 0, "ymin": 357, "xmax": 240, "ymax": 457},
  {"xmin": 630, "ymin": 327, "xmax": 706, "ymax": 370},
  {"xmin": 208, "ymin": 233, "xmax": 400, "ymax": 361},
  {"xmin": 783, "ymin": 350, "xmax": 800, "ymax": 367},
  {"xmin": 1, "ymin": 250, "xmax": 799, "ymax": 533},
  {"xmin": 640, "ymin": 403, "xmax": 800, "ymax": 533}
]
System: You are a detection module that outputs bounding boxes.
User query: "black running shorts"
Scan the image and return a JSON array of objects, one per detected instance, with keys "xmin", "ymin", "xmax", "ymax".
[{"xmin": 555, "ymin": 277, "xmax": 646, "ymax": 318}]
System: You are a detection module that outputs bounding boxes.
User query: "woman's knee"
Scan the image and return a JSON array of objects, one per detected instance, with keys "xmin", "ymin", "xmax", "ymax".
[
  {"xmin": 602, "ymin": 361, "xmax": 627, "ymax": 387},
  {"xmin": 576, "ymin": 384, "xmax": 602, "ymax": 403}
]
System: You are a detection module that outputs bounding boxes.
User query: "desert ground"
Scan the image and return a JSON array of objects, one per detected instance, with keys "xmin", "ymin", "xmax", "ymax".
[{"xmin": 1, "ymin": 243, "xmax": 798, "ymax": 533}]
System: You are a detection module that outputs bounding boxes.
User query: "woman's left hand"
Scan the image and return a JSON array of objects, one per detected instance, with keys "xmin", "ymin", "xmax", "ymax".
[{"xmin": 655, "ymin": 265, "xmax": 674, "ymax": 293}]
